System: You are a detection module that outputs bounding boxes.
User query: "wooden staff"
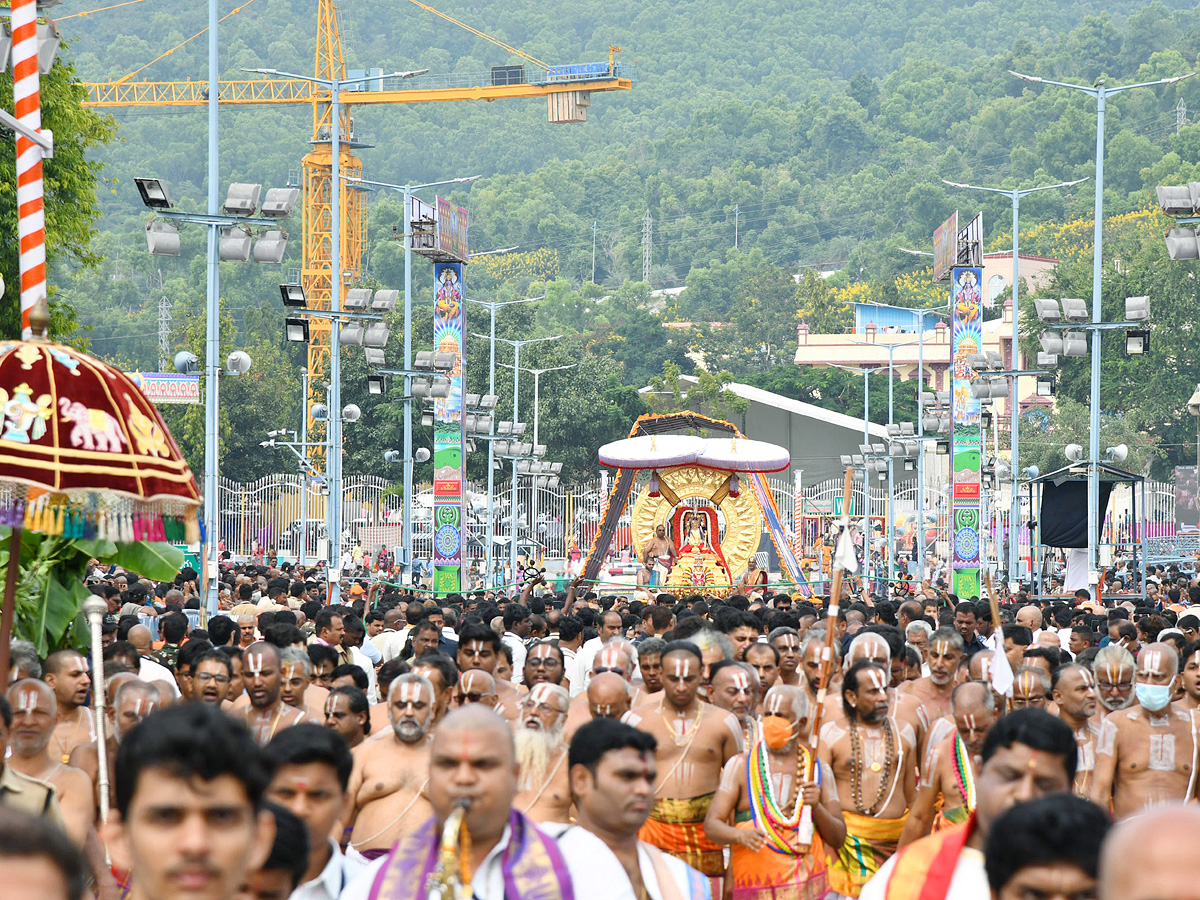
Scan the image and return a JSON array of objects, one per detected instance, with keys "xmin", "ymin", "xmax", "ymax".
[{"xmin": 798, "ymin": 466, "xmax": 855, "ymax": 844}]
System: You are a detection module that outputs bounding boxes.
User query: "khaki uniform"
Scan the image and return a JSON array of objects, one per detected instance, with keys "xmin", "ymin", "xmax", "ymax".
[{"xmin": 0, "ymin": 763, "xmax": 65, "ymax": 829}]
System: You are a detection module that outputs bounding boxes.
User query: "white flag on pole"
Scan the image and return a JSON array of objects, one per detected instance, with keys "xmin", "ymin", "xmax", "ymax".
[
  {"xmin": 833, "ymin": 523, "xmax": 859, "ymax": 575},
  {"xmin": 990, "ymin": 640, "xmax": 1014, "ymax": 697}
]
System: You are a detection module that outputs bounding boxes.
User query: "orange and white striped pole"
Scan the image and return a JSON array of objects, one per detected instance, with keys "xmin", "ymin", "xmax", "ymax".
[{"xmin": 11, "ymin": 0, "xmax": 46, "ymax": 339}]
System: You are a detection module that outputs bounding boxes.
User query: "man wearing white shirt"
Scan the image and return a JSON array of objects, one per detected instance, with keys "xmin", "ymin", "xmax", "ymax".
[
  {"xmin": 570, "ymin": 610, "xmax": 624, "ymax": 697},
  {"xmin": 548, "ymin": 717, "xmax": 710, "ymax": 900},
  {"xmin": 264, "ymin": 724, "xmax": 363, "ymax": 900},
  {"xmin": 501, "ymin": 604, "xmax": 532, "ymax": 685}
]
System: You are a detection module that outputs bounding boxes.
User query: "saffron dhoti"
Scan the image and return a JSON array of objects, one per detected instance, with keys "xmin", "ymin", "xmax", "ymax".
[
  {"xmin": 730, "ymin": 816, "xmax": 830, "ymax": 900},
  {"xmin": 638, "ymin": 793, "xmax": 725, "ymax": 877},
  {"xmin": 828, "ymin": 810, "xmax": 907, "ymax": 898},
  {"xmin": 932, "ymin": 804, "xmax": 970, "ymax": 832}
]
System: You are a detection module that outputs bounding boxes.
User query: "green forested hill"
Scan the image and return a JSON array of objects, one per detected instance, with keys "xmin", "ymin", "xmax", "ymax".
[{"xmin": 40, "ymin": 0, "xmax": 1200, "ymax": 479}]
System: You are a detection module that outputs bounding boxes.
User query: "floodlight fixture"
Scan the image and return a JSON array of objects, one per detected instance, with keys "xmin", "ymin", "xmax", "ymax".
[
  {"xmin": 1036, "ymin": 375, "xmax": 1056, "ymax": 397},
  {"xmin": 367, "ymin": 375, "xmax": 385, "ymax": 395},
  {"xmin": 922, "ymin": 414, "xmax": 941, "ymax": 432},
  {"xmin": 1040, "ymin": 332, "xmax": 1063, "ymax": 356},
  {"xmin": 222, "ymin": 183, "xmax": 261, "ymax": 216},
  {"xmin": 1125, "ymin": 329, "xmax": 1150, "ymax": 356},
  {"xmin": 1033, "ymin": 298, "xmax": 1061, "ymax": 322},
  {"xmin": 936, "ymin": 441, "xmax": 949, "ymax": 456},
  {"xmin": 511, "ymin": 423, "xmax": 527, "ymax": 436},
  {"xmin": 851, "ymin": 454, "xmax": 865, "ymax": 466},
  {"xmin": 364, "ymin": 322, "xmax": 391, "ymax": 348},
  {"xmin": 310, "ymin": 403, "xmax": 329, "ymax": 421},
  {"xmin": 498, "ymin": 421, "xmax": 513, "ymax": 435},
  {"xmin": 135, "ymin": 177, "xmax": 174, "ymax": 210},
  {"xmin": 1157, "ymin": 184, "xmax": 1200, "ymax": 216},
  {"xmin": 1060, "ymin": 298, "xmax": 1089, "ymax": 323},
  {"xmin": 253, "ymin": 229, "xmax": 288, "ymax": 264},
  {"xmin": 480, "ymin": 394, "xmax": 498, "ymax": 410},
  {"xmin": 534, "ymin": 444, "xmax": 548, "ymax": 458},
  {"xmin": 886, "ymin": 424, "xmax": 901, "ymax": 438},
  {"xmin": 371, "ymin": 289, "xmax": 399, "ymax": 312},
  {"xmin": 364, "ymin": 347, "xmax": 386, "ymax": 366},
  {"xmin": 421, "ymin": 414, "xmax": 434, "ymax": 428},
  {"xmin": 1062, "ymin": 332, "xmax": 1088, "ymax": 357},
  {"xmin": 344, "ymin": 288, "xmax": 372, "ymax": 311},
  {"xmin": 859, "ymin": 443, "xmax": 872, "ymax": 455},
  {"xmin": 279, "ymin": 284, "xmax": 306, "ymax": 308},
  {"xmin": 146, "ymin": 220, "xmax": 181, "ymax": 256},
  {"xmin": 1125, "ymin": 296, "xmax": 1150, "ymax": 321},
  {"xmin": 284, "ymin": 318, "xmax": 309, "ymax": 343},
  {"xmin": 985, "ymin": 350, "xmax": 1004, "ymax": 370},
  {"xmin": 260, "ymin": 187, "xmax": 300, "ymax": 219},
  {"xmin": 1036, "ymin": 351, "xmax": 1059, "ymax": 368},
  {"xmin": 432, "ymin": 351, "xmax": 457, "ymax": 370},
  {"xmin": 1165, "ymin": 227, "xmax": 1200, "ymax": 261},
  {"xmin": 384, "ymin": 450, "xmax": 401, "ymax": 463},
  {"xmin": 465, "ymin": 393, "xmax": 482, "ymax": 409},
  {"xmin": 339, "ymin": 322, "xmax": 365, "ymax": 346},
  {"xmin": 415, "ymin": 351, "xmax": 435, "ymax": 368},
  {"xmin": 218, "ymin": 226, "xmax": 252, "ymax": 262},
  {"xmin": 550, "ymin": 462, "xmax": 563, "ymax": 474},
  {"xmin": 899, "ymin": 422, "xmax": 915, "ymax": 436},
  {"xmin": 430, "ymin": 380, "xmax": 451, "ymax": 399},
  {"xmin": 966, "ymin": 353, "xmax": 989, "ymax": 371},
  {"xmin": 840, "ymin": 454, "xmax": 853, "ymax": 467}
]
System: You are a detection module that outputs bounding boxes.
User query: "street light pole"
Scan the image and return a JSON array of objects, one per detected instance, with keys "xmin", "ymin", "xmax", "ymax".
[
  {"xmin": 943, "ymin": 176, "xmax": 1085, "ymax": 581},
  {"xmin": 1009, "ymin": 70, "xmax": 1192, "ymax": 597},
  {"xmin": 202, "ymin": 0, "xmax": 221, "ymax": 615}
]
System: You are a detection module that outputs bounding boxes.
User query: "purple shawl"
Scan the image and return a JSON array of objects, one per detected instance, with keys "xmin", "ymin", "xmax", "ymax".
[{"xmin": 367, "ymin": 809, "xmax": 574, "ymax": 900}]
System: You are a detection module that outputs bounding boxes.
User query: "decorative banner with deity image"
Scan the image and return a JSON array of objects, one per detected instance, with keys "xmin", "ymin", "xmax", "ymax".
[
  {"xmin": 950, "ymin": 266, "xmax": 982, "ymax": 598},
  {"xmin": 432, "ymin": 261, "xmax": 464, "ymax": 593}
]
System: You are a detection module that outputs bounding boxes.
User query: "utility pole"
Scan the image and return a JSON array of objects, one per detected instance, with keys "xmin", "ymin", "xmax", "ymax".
[
  {"xmin": 157, "ymin": 295, "xmax": 171, "ymax": 371},
  {"xmin": 734, "ymin": 204, "xmax": 739, "ymax": 248},
  {"xmin": 591, "ymin": 221, "xmax": 598, "ymax": 283},
  {"xmin": 642, "ymin": 211, "xmax": 652, "ymax": 283}
]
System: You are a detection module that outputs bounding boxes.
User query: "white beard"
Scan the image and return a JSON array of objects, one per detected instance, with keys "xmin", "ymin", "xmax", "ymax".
[{"xmin": 515, "ymin": 725, "xmax": 563, "ymax": 791}]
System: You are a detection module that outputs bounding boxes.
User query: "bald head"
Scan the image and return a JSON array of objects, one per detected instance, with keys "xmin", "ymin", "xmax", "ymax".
[
  {"xmin": 127, "ymin": 625, "xmax": 152, "ymax": 653},
  {"xmin": 587, "ymin": 672, "xmax": 631, "ymax": 720},
  {"xmin": 1100, "ymin": 805, "xmax": 1200, "ymax": 900},
  {"xmin": 951, "ymin": 680, "xmax": 994, "ymax": 714}
]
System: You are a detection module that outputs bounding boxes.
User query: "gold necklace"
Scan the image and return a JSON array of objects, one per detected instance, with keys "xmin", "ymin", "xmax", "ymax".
[
  {"xmin": 54, "ymin": 709, "xmax": 87, "ymax": 764},
  {"xmin": 658, "ymin": 698, "xmax": 704, "ymax": 747}
]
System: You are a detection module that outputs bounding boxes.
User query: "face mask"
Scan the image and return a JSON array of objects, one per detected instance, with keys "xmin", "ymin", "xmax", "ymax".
[
  {"xmin": 761, "ymin": 715, "xmax": 794, "ymax": 750},
  {"xmin": 1135, "ymin": 680, "xmax": 1174, "ymax": 712}
]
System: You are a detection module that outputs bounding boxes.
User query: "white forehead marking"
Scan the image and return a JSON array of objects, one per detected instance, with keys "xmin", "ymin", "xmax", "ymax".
[
  {"xmin": 529, "ymin": 683, "xmax": 555, "ymax": 705},
  {"xmin": 599, "ymin": 704, "xmax": 612, "ymax": 716},
  {"xmin": 133, "ymin": 698, "xmax": 153, "ymax": 719},
  {"xmin": 979, "ymin": 658, "xmax": 991, "ymax": 679},
  {"xmin": 965, "ymin": 714, "xmax": 977, "ymax": 732},
  {"xmin": 1080, "ymin": 670, "xmax": 1096, "ymax": 689},
  {"xmin": 398, "ymin": 682, "xmax": 424, "ymax": 704},
  {"xmin": 1142, "ymin": 650, "xmax": 1162, "ymax": 676},
  {"xmin": 866, "ymin": 669, "xmax": 887, "ymax": 691},
  {"xmin": 247, "ymin": 653, "xmax": 264, "ymax": 676},
  {"xmin": 282, "ymin": 663, "xmax": 301, "ymax": 679},
  {"xmin": 16, "ymin": 689, "xmax": 39, "ymax": 714},
  {"xmin": 765, "ymin": 692, "xmax": 785, "ymax": 714},
  {"xmin": 673, "ymin": 658, "xmax": 693, "ymax": 678},
  {"xmin": 731, "ymin": 671, "xmax": 750, "ymax": 691}
]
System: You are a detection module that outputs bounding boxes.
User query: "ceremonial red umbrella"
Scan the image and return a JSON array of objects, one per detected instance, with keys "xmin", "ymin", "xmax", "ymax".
[{"xmin": 0, "ymin": 301, "xmax": 201, "ymax": 685}]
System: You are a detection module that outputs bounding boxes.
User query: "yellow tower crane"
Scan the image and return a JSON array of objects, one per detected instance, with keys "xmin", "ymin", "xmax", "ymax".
[{"xmin": 82, "ymin": 0, "xmax": 632, "ymax": 459}]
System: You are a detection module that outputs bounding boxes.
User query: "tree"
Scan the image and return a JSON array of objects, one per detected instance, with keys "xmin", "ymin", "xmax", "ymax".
[{"xmin": 795, "ymin": 270, "xmax": 852, "ymax": 334}]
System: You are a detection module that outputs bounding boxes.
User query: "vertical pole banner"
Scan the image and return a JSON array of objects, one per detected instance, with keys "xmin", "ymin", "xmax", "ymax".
[
  {"xmin": 432, "ymin": 262, "xmax": 465, "ymax": 593},
  {"xmin": 950, "ymin": 266, "xmax": 983, "ymax": 598}
]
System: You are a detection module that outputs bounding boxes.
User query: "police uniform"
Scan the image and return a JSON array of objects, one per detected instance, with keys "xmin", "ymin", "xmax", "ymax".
[{"xmin": 0, "ymin": 763, "xmax": 66, "ymax": 829}]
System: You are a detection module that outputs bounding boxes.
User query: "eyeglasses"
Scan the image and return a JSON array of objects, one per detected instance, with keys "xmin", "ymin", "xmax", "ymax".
[
  {"xmin": 521, "ymin": 702, "xmax": 565, "ymax": 716},
  {"xmin": 527, "ymin": 656, "xmax": 561, "ymax": 668},
  {"xmin": 194, "ymin": 672, "xmax": 230, "ymax": 684},
  {"xmin": 592, "ymin": 666, "xmax": 626, "ymax": 676},
  {"xmin": 1096, "ymin": 682, "xmax": 1132, "ymax": 692}
]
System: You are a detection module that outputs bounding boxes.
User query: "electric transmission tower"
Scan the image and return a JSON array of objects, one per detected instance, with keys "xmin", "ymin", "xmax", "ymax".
[
  {"xmin": 158, "ymin": 295, "xmax": 171, "ymax": 371},
  {"xmin": 642, "ymin": 211, "xmax": 652, "ymax": 282}
]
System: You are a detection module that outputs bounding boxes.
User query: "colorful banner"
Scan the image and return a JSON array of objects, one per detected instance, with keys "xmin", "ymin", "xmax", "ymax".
[
  {"xmin": 950, "ymin": 266, "xmax": 983, "ymax": 598},
  {"xmin": 130, "ymin": 372, "xmax": 201, "ymax": 405},
  {"xmin": 1177, "ymin": 466, "xmax": 1200, "ymax": 534},
  {"xmin": 432, "ymin": 261, "xmax": 465, "ymax": 593},
  {"xmin": 436, "ymin": 197, "xmax": 469, "ymax": 263}
]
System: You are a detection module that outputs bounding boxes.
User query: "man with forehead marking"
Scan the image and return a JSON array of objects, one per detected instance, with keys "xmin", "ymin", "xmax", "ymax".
[
  {"xmin": 769, "ymin": 628, "xmax": 803, "ymax": 687},
  {"xmin": 456, "ymin": 622, "xmax": 523, "ymax": 723},
  {"xmin": 1091, "ymin": 644, "xmax": 1136, "ymax": 713},
  {"xmin": 707, "ymin": 683, "xmax": 844, "ymax": 900},
  {"xmin": 69, "ymin": 678, "xmax": 158, "ymax": 817},
  {"xmin": 5, "ymin": 680, "xmax": 94, "ymax": 847},
  {"xmin": 564, "ymin": 673, "xmax": 633, "ymax": 743},
  {"xmin": 232, "ymin": 642, "xmax": 314, "ymax": 746},
  {"xmin": 563, "ymin": 644, "xmax": 641, "ymax": 740},
  {"xmin": 514, "ymin": 683, "xmax": 573, "ymax": 825},
  {"xmin": 1010, "ymin": 666, "xmax": 1050, "ymax": 711},
  {"xmin": 744, "ymin": 642, "xmax": 780, "ymax": 701},
  {"xmin": 344, "ymin": 673, "xmax": 435, "ymax": 862},
  {"xmin": 454, "ymin": 669, "xmax": 499, "ymax": 709},
  {"xmin": 821, "ymin": 660, "xmax": 917, "ymax": 898},
  {"xmin": 522, "ymin": 640, "xmax": 568, "ymax": 692},
  {"xmin": 277, "ymin": 646, "xmax": 328, "ymax": 721},
  {"xmin": 324, "ymin": 685, "xmax": 370, "ymax": 749},
  {"xmin": 1052, "ymin": 663, "xmax": 1101, "ymax": 798},
  {"xmin": 43, "ymin": 650, "xmax": 95, "ymax": 764},
  {"xmin": 708, "ymin": 660, "xmax": 760, "ymax": 746},
  {"xmin": 1091, "ymin": 640, "xmax": 1198, "ymax": 818},
  {"xmin": 898, "ymin": 682, "xmax": 995, "ymax": 847},
  {"xmin": 631, "ymin": 640, "xmax": 743, "ymax": 894},
  {"xmin": 895, "ymin": 628, "xmax": 964, "ymax": 730}
]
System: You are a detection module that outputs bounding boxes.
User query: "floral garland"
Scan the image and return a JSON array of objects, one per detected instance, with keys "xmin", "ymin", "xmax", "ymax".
[
  {"xmin": 745, "ymin": 739, "xmax": 819, "ymax": 856},
  {"xmin": 951, "ymin": 733, "xmax": 976, "ymax": 812}
]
